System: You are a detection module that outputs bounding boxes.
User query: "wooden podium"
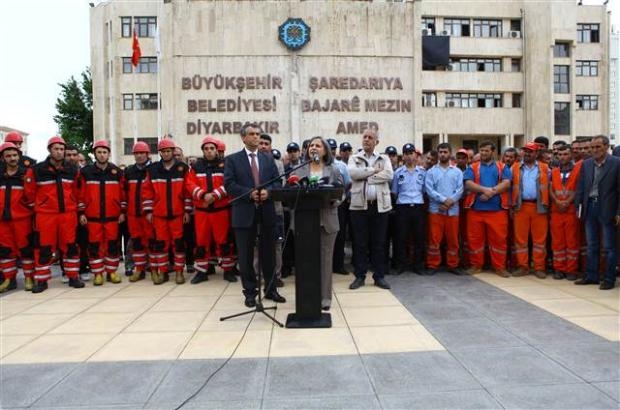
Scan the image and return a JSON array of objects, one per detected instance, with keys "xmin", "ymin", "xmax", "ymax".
[{"xmin": 271, "ymin": 186, "xmax": 344, "ymax": 328}]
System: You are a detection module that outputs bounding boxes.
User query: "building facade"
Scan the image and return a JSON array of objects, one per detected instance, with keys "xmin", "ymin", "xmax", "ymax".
[
  {"xmin": 90, "ymin": 0, "xmax": 611, "ymax": 163},
  {"xmin": 610, "ymin": 26, "xmax": 619, "ymax": 144}
]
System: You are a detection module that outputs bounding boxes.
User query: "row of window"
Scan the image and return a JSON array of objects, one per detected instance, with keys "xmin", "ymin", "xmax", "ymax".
[
  {"xmin": 122, "ymin": 57, "xmax": 158, "ymax": 74},
  {"xmin": 122, "ymin": 93, "xmax": 159, "ymax": 110},
  {"xmin": 422, "ymin": 92, "xmax": 598, "ymax": 111},
  {"xmin": 423, "ymin": 17, "xmax": 600, "ymax": 43},
  {"xmin": 121, "ymin": 16, "xmax": 157, "ymax": 38}
]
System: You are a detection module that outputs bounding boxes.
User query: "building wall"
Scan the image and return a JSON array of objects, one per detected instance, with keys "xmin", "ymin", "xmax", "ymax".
[
  {"xmin": 90, "ymin": 0, "xmax": 610, "ymax": 163},
  {"xmin": 611, "ymin": 27, "xmax": 619, "ymax": 144}
]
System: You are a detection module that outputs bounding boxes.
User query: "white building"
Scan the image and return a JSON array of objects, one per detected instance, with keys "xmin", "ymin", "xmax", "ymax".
[
  {"xmin": 90, "ymin": 0, "xmax": 612, "ymax": 163},
  {"xmin": 610, "ymin": 26, "xmax": 619, "ymax": 144}
]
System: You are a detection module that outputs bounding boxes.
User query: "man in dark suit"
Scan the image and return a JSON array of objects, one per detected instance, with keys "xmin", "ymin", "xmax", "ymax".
[
  {"xmin": 224, "ymin": 124, "xmax": 286, "ymax": 307},
  {"xmin": 575, "ymin": 135, "xmax": 620, "ymax": 290}
]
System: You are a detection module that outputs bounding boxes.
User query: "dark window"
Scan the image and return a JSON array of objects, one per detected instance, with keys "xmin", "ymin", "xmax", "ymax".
[
  {"xmin": 450, "ymin": 57, "xmax": 501, "ymax": 72},
  {"xmin": 122, "ymin": 94, "xmax": 133, "ymax": 110},
  {"xmin": 123, "ymin": 137, "xmax": 158, "ymax": 155},
  {"xmin": 510, "ymin": 19, "xmax": 521, "ymax": 31},
  {"xmin": 134, "ymin": 16, "xmax": 157, "ymax": 37},
  {"xmin": 135, "ymin": 93, "xmax": 159, "ymax": 110},
  {"xmin": 511, "ymin": 58, "xmax": 521, "ymax": 72},
  {"xmin": 576, "ymin": 95, "xmax": 598, "ymax": 110},
  {"xmin": 445, "ymin": 93, "xmax": 502, "ymax": 108},
  {"xmin": 576, "ymin": 60, "xmax": 598, "ymax": 77},
  {"xmin": 473, "ymin": 19, "xmax": 502, "ymax": 38},
  {"xmin": 121, "ymin": 17, "xmax": 132, "ymax": 38},
  {"xmin": 122, "ymin": 57, "xmax": 132, "ymax": 74},
  {"xmin": 554, "ymin": 65, "xmax": 570, "ymax": 94},
  {"xmin": 422, "ymin": 17, "xmax": 436, "ymax": 33},
  {"xmin": 444, "ymin": 18, "xmax": 470, "ymax": 37},
  {"xmin": 422, "ymin": 92, "xmax": 437, "ymax": 107},
  {"xmin": 577, "ymin": 23, "xmax": 600, "ymax": 43},
  {"xmin": 554, "ymin": 42, "xmax": 570, "ymax": 58},
  {"xmin": 554, "ymin": 102, "xmax": 570, "ymax": 135},
  {"xmin": 512, "ymin": 93, "xmax": 522, "ymax": 108}
]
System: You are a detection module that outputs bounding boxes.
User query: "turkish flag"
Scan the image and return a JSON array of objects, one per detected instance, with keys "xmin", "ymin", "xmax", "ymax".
[{"xmin": 131, "ymin": 30, "xmax": 142, "ymax": 67}]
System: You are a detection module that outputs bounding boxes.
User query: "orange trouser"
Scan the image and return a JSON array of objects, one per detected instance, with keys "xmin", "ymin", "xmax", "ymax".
[
  {"xmin": 513, "ymin": 202, "xmax": 548, "ymax": 271},
  {"xmin": 0, "ymin": 217, "xmax": 34, "ymax": 280},
  {"xmin": 459, "ymin": 207, "xmax": 470, "ymax": 268},
  {"xmin": 551, "ymin": 210, "xmax": 580, "ymax": 274},
  {"xmin": 427, "ymin": 213, "xmax": 459, "ymax": 269},
  {"xmin": 150, "ymin": 216, "xmax": 184, "ymax": 273},
  {"xmin": 87, "ymin": 221, "xmax": 120, "ymax": 275},
  {"xmin": 127, "ymin": 215, "xmax": 152, "ymax": 273},
  {"xmin": 34, "ymin": 212, "xmax": 78, "ymax": 281},
  {"xmin": 467, "ymin": 209, "xmax": 508, "ymax": 270}
]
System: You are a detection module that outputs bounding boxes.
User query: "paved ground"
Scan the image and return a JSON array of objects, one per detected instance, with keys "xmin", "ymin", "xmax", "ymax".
[{"xmin": 1, "ymin": 267, "xmax": 619, "ymax": 409}]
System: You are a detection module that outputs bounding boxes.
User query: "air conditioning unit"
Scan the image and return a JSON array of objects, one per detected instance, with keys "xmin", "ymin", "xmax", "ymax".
[
  {"xmin": 508, "ymin": 30, "xmax": 521, "ymax": 39},
  {"xmin": 447, "ymin": 101, "xmax": 456, "ymax": 107},
  {"xmin": 440, "ymin": 29, "xmax": 450, "ymax": 36},
  {"xmin": 422, "ymin": 28, "xmax": 433, "ymax": 36}
]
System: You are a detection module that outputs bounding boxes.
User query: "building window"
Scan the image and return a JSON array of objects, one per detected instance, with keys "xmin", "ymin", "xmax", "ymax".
[
  {"xmin": 444, "ymin": 18, "xmax": 470, "ymax": 37},
  {"xmin": 511, "ymin": 58, "xmax": 521, "ymax": 72},
  {"xmin": 445, "ymin": 93, "xmax": 502, "ymax": 108},
  {"xmin": 576, "ymin": 95, "xmax": 598, "ymax": 110},
  {"xmin": 554, "ymin": 65, "xmax": 570, "ymax": 94},
  {"xmin": 577, "ymin": 23, "xmax": 599, "ymax": 43},
  {"xmin": 122, "ymin": 94, "xmax": 133, "ymax": 110},
  {"xmin": 510, "ymin": 19, "xmax": 521, "ymax": 32},
  {"xmin": 512, "ymin": 93, "xmax": 522, "ymax": 108},
  {"xmin": 554, "ymin": 102, "xmax": 570, "ymax": 135},
  {"xmin": 122, "ymin": 57, "xmax": 132, "ymax": 74},
  {"xmin": 134, "ymin": 16, "xmax": 157, "ymax": 37},
  {"xmin": 473, "ymin": 19, "xmax": 502, "ymax": 38},
  {"xmin": 121, "ymin": 17, "xmax": 132, "ymax": 37},
  {"xmin": 422, "ymin": 92, "xmax": 437, "ymax": 107},
  {"xmin": 123, "ymin": 137, "xmax": 158, "ymax": 155},
  {"xmin": 135, "ymin": 93, "xmax": 159, "ymax": 110},
  {"xmin": 451, "ymin": 57, "xmax": 501, "ymax": 72},
  {"xmin": 576, "ymin": 60, "xmax": 598, "ymax": 77},
  {"xmin": 421, "ymin": 17, "xmax": 436, "ymax": 33},
  {"xmin": 553, "ymin": 42, "xmax": 570, "ymax": 58}
]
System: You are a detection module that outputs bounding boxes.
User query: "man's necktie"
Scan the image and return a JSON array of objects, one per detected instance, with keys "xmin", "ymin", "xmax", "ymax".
[{"xmin": 250, "ymin": 153, "xmax": 260, "ymax": 187}]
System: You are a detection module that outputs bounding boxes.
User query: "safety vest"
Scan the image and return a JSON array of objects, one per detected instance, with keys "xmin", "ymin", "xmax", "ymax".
[
  {"xmin": 463, "ymin": 161, "xmax": 510, "ymax": 210},
  {"xmin": 511, "ymin": 161, "xmax": 549, "ymax": 212},
  {"xmin": 550, "ymin": 161, "xmax": 582, "ymax": 213}
]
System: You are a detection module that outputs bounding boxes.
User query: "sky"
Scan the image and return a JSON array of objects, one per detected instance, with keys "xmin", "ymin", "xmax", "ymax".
[{"xmin": 0, "ymin": 0, "xmax": 618, "ymax": 160}]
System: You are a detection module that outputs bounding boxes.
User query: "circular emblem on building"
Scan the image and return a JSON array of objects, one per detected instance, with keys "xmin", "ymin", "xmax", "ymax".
[{"xmin": 278, "ymin": 18, "xmax": 311, "ymax": 51}]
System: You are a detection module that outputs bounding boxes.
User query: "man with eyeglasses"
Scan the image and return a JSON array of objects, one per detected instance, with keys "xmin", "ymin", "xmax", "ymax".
[{"xmin": 574, "ymin": 135, "xmax": 620, "ymax": 290}]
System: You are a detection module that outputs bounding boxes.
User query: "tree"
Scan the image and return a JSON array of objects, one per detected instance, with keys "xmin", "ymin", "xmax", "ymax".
[{"xmin": 54, "ymin": 68, "xmax": 93, "ymax": 153}]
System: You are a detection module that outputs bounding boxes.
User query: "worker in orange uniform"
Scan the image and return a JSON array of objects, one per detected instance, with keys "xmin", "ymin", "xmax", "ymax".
[
  {"xmin": 123, "ymin": 141, "xmax": 153, "ymax": 282},
  {"xmin": 24, "ymin": 136, "xmax": 85, "ymax": 293},
  {"xmin": 0, "ymin": 142, "xmax": 35, "ymax": 292},
  {"xmin": 2, "ymin": 131, "xmax": 37, "ymax": 168},
  {"xmin": 463, "ymin": 140, "xmax": 512, "ymax": 277},
  {"xmin": 78, "ymin": 140, "xmax": 126, "ymax": 286},
  {"xmin": 550, "ymin": 144, "xmax": 582, "ymax": 281},
  {"xmin": 142, "ymin": 139, "xmax": 192, "ymax": 285},
  {"xmin": 510, "ymin": 142, "xmax": 550, "ymax": 278}
]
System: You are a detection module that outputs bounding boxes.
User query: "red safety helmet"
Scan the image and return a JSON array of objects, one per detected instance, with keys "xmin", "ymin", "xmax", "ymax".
[
  {"xmin": 215, "ymin": 139, "xmax": 226, "ymax": 152},
  {"xmin": 47, "ymin": 135, "xmax": 66, "ymax": 148},
  {"xmin": 4, "ymin": 131, "xmax": 23, "ymax": 144},
  {"xmin": 92, "ymin": 140, "xmax": 111, "ymax": 152},
  {"xmin": 132, "ymin": 141, "xmax": 151, "ymax": 154},
  {"xmin": 0, "ymin": 142, "xmax": 20, "ymax": 155},
  {"xmin": 201, "ymin": 135, "xmax": 219, "ymax": 150},
  {"xmin": 157, "ymin": 138, "xmax": 176, "ymax": 151}
]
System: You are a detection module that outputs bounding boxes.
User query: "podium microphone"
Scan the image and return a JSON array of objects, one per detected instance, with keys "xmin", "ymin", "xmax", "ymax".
[
  {"xmin": 308, "ymin": 175, "xmax": 320, "ymax": 187},
  {"xmin": 286, "ymin": 175, "xmax": 301, "ymax": 187}
]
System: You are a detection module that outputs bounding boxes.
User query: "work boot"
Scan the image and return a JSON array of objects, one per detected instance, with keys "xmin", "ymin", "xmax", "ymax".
[
  {"xmin": 206, "ymin": 264, "xmax": 216, "ymax": 276},
  {"xmin": 223, "ymin": 271, "xmax": 238, "ymax": 282},
  {"xmin": 107, "ymin": 272, "xmax": 122, "ymax": 284},
  {"xmin": 68, "ymin": 277, "xmax": 85, "ymax": 288},
  {"xmin": 466, "ymin": 267, "xmax": 483, "ymax": 275},
  {"xmin": 129, "ymin": 270, "xmax": 145, "ymax": 282},
  {"xmin": 495, "ymin": 269, "xmax": 511, "ymax": 278},
  {"xmin": 31, "ymin": 281, "xmax": 48, "ymax": 294},
  {"xmin": 24, "ymin": 277, "xmax": 34, "ymax": 291},
  {"xmin": 190, "ymin": 271, "xmax": 208, "ymax": 284},
  {"xmin": 93, "ymin": 273, "xmax": 104, "ymax": 286},
  {"xmin": 0, "ymin": 278, "xmax": 17, "ymax": 293},
  {"xmin": 511, "ymin": 268, "xmax": 529, "ymax": 277},
  {"xmin": 533, "ymin": 270, "xmax": 547, "ymax": 279},
  {"xmin": 162, "ymin": 272, "xmax": 170, "ymax": 283},
  {"xmin": 151, "ymin": 271, "xmax": 163, "ymax": 285},
  {"xmin": 175, "ymin": 271, "xmax": 185, "ymax": 285}
]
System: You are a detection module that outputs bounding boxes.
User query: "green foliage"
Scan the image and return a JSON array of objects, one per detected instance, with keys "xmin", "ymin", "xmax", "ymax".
[{"xmin": 53, "ymin": 68, "xmax": 93, "ymax": 154}]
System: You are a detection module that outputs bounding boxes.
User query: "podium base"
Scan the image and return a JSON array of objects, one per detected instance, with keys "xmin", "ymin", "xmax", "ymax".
[{"xmin": 285, "ymin": 313, "xmax": 332, "ymax": 328}]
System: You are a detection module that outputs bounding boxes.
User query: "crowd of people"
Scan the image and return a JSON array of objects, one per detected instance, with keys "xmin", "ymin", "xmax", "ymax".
[{"xmin": 0, "ymin": 127, "xmax": 618, "ymax": 310}]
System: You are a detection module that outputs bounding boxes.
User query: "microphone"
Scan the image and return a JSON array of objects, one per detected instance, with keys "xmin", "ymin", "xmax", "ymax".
[
  {"xmin": 286, "ymin": 175, "xmax": 300, "ymax": 187},
  {"xmin": 298, "ymin": 176, "xmax": 310, "ymax": 187},
  {"xmin": 312, "ymin": 154, "xmax": 320, "ymax": 163},
  {"xmin": 308, "ymin": 175, "xmax": 320, "ymax": 187}
]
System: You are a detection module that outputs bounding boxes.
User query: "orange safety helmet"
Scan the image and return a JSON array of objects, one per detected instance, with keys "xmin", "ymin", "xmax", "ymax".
[
  {"xmin": 0, "ymin": 141, "xmax": 21, "ymax": 155},
  {"xmin": 201, "ymin": 135, "xmax": 219, "ymax": 150},
  {"xmin": 47, "ymin": 135, "xmax": 66, "ymax": 148},
  {"xmin": 132, "ymin": 141, "xmax": 151, "ymax": 154},
  {"xmin": 157, "ymin": 138, "xmax": 176, "ymax": 151},
  {"xmin": 92, "ymin": 140, "xmax": 111, "ymax": 152},
  {"xmin": 215, "ymin": 139, "xmax": 226, "ymax": 152},
  {"xmin": 4, "ymin": 131, "xmax": 23, "ymax": 144}
]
